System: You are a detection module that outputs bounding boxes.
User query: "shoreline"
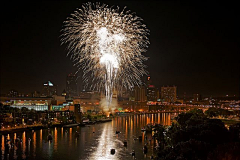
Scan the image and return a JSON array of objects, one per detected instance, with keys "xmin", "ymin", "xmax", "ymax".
[{"xmin": 0, "ymin": 119, "xmax": 113, "ymax": 134}]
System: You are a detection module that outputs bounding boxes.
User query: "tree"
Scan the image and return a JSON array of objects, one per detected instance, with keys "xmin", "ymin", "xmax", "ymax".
[
  {"xmin": 207, "ymin": 142, "xmax": 240, "ymax": 160},
  {"xmin": 157, "ymin": 109, "xmax": 233, "ymax": 160},
  {"xmin": 158, "ymin": 139, "xmax": 211, "ymax": 160}
]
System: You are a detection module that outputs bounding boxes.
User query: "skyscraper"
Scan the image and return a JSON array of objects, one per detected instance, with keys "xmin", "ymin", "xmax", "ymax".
[
  {"xmin": 8, "ymin": 89, "xmax": 18, "ymax": 97},
  {"xmin": 42, "ymin": 81, "xmax": 57, "ymax": 97},
  {"xmin": 66, "ymin": 73, "xmax": 78, "ymax": 98},
  {"xmin": 134, "ymin": 86, "xmax": 147, "ymax": 102},
  {"xmin": 161, "ymin": 86, "xmax": 177, "ymax": 103},
  {"xmin": 193, "ymin": 93, "xmax": 202, "ymax": 102},
  {"xmin": 146, "ymin": 76, "xmax": 159, "ymax": 101},
  {"xmin": 147, "ymin": 85, "xmax": 158, "ymax": 101}
]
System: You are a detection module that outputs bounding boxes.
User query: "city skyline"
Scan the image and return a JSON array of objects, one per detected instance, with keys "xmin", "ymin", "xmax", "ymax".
[
  {"xmin": 0, "ymin": 2, "xmax": 240, "ymax": 160},
  {"xmin": 0, "ymin": 1, "xmax": 239, "ymax": 97}
]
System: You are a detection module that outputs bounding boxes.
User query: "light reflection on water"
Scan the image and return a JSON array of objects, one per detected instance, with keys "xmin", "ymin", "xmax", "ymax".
[
  {"xmin": 0, "ymin": 113, "xmax": 176, "ymax": 160},
  {"xmin": 90, "ymin": 125, "xmax": 116, "ymax": 160}
]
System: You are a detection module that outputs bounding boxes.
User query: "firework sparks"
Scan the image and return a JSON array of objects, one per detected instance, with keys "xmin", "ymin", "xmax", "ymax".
[{"xmin": 61, "ymin": 2, "xmax": 149, "ymax": 108}]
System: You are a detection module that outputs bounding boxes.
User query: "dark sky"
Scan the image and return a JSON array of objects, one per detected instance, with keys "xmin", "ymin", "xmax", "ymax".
[{"xmin": 0, "ymin": 1, "xmax": 239, "ymax": 97}]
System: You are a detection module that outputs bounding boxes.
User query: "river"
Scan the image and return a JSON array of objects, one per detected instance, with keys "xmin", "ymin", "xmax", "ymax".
[{"xmin": 1, "ymin": 113, "xmax": 177, "ymax": 160}]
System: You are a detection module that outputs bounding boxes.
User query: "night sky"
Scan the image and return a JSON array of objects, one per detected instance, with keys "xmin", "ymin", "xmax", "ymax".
[{"xmin": 0, "ymin": 1, "xmax": 239, "ymax": 97}]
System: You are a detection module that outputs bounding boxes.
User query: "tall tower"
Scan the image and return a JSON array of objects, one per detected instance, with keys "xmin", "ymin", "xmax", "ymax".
[
  {"xmin": 66, "ymin": 73, "xmax": 78, "ymax": 99},
  {"xmin": 42, "ymin": 81, "xmax": 57, "ymax": 97},
  {"xmin": 161, "ymin": 86, "xmax": 177, "ymax": 103},
  {"xmin": 134, "ymin": 86, "xmax": 147, "ymax": 102},
  {"xmin": 146, "ymin": 76, "xmax": 158, "ymax": 101}
]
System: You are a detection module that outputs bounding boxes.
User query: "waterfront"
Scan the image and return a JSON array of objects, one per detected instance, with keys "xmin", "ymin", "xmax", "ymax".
[{"xmin": 0, "ymin": 113, "xmax": 176, "ymax": 160}]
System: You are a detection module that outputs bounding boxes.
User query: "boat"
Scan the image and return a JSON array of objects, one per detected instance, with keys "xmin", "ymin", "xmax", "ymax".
[
  {"xmin": 15, "ymin": 137, "xmax": 20, "ymax": 143},
  {"xmin": 123, "ymin": 140, "xmax": 127, "ymax": 147},
  {"xmin": 75, "ymin": 131, "xmax": 80, "ymax": 137},
  {"xmin": 47, "ymin": 134, "xmax": 53, "ymax": 141},
  {"xmin": 131, "ymin": 150, "xmax": 135, "ymax": 157},
  {"xmin": 82, "ymin": 119, "xmax": 90, "ymax": 123},
  {"xmin": 143, "ymin": 145, "xmax": 148, "ymax": 154}
]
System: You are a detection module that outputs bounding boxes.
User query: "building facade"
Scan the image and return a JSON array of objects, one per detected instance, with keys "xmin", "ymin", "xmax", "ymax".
[
  {"xmin": 42, "ymin": 81, "xmax": 57, "ymax": 97},
  {"xmin": 66, "ymin": 73, "xmax": 78, "ymax": 99},
  {"xmin": 134, "ymin": 86, "xmax": 147, "ymax": 102},
  {"xmin": 161, "ymin": 86, "xmax": 177, "ymax": 103}
]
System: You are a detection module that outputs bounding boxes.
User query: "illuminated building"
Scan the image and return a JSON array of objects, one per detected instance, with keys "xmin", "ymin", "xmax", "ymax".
[
  {"xmin": 134, "ymin": 86, "xmax": 147, "ymax": 102},
  {"xmin": 51, "ymin": 95, "xmax": 66, "ymax": 105},
  {"xmin": 74, "ymin": 104, "xmax": 82, "ymax": 123},
  {"xmin": 193, "ymin": 93, "xmax": 202, "ymax": 102},
  {"xmin": 147, "ymin": 85, "xmax": 159, "ymax": 101},
  {"xmin": 74, "ymin": 104, "xmax": 81, "ymax": 114},
  {"xmin": 73, "ymin": 98, "xmax": 100, "ymax": 113},
  {"xmin": 146, "ymin": 76, "xmax": 159, "ymax": 101},
  {"xmin": 8, "ymin": 89, "xmax": 18, "ymax": 97},
  {"xmin": 42, "ymin": 81, "xmax": 57, "ymax": 97},
  {"xmin": 66, "ymin": 73, "xmax": 78, "ymax": 99},
  {"xmin": 33, "ymin": 91, "xmax": 41, "ymax": 97},
  {"xmin": 0, "ymin": 97, "xmax": 52, "ymax": 111},
  {"xmin": 117, "ymin": 88, "xmax": 131, "ymax": 101},
  {"xmin": 161, "ymin": 86, "xmax": 177, "ymax": 103},
  {"xmin": 62, "ymin": 89, "xmax": 67, "ymax": 96}
]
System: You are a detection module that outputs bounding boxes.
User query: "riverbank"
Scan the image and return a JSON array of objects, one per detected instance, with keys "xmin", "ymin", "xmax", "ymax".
[{"xmin": 0, "ymin": 119, "xmax": 113, "ymax": 134}]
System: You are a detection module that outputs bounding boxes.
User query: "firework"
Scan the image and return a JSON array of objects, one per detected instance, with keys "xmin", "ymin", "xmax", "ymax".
[{"xmin": 61, "ymin": 2, "xmax": 149, "ymax": 108}]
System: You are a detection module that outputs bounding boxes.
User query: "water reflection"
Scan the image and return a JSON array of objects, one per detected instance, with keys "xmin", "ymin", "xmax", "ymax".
[
  {"xmin": 69, "ymin": 128, "xmax": 72, "ymax": 147},
  {"xmin": 0, "ymin": 113, "xmax": 175, "ymax": 160},
  {"xmin": 90, "ymin": 125, "xmax": 117, "ymax": 160},
  {"xmin": 1, "ymin": 135, "xmax": 4, "ymax": 154},
  {"xmin": 14, "ymin": 133, "xmax": 16, "ymax": 142},
  {"xmin": 54, "ymin": 127, "xmax": 57, "ymax": 150},
  {"xmin": 40, "ymin": 129, "xmax": 42, "ymax": 149},
  {"xmin": 33, "ymin": 131, "xmax": 36, "ymax": 156},
  {"xmin": 22, "ymin": 131, "xmax": 26, "ymax": 159}
]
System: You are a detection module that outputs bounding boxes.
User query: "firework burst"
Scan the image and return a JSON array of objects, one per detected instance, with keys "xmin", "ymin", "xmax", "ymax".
[{"xmin": 61, "ymin": 2, "xmax": 149, "ymax": 107}]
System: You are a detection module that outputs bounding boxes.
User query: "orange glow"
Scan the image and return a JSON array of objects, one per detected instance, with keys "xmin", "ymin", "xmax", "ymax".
[
  {"xmin": 23, "ymin": 131, "xmax": 26, "ymax": 153},
  {"xmin": 1, "ymin": 135, "xmax": 4, "ymax": 151},
  {"xmin": 54, "ymin": 127, "xmax": 58, "ymax": 150},
  {"xmin": 40, "ymin": 129, "xmax": 42, "ymax": 148},
  {"xmin": 61, "ymin": 127, "xmax": 63, "ymax": 139},
  {"xmin": 125, "ymin": 120, "xmax": 128, "ymax": 138},
  {"xmin": 147, "ymin": 116, "xmax": 150, "ymax": 124},
  {"xmin": 33, "ymin": 132, "xmax": 36, "ymax": 152},
  {"xmin": 14, "ymin": 133, "xmax": 17, "ymax": 141},
  {"xmin": 105, "ymin": 112, "xmax": 110, "ymax": 117},
  {"xmin": 69, "ymin": 128, "xmax": 72, "ymax": 146}
]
